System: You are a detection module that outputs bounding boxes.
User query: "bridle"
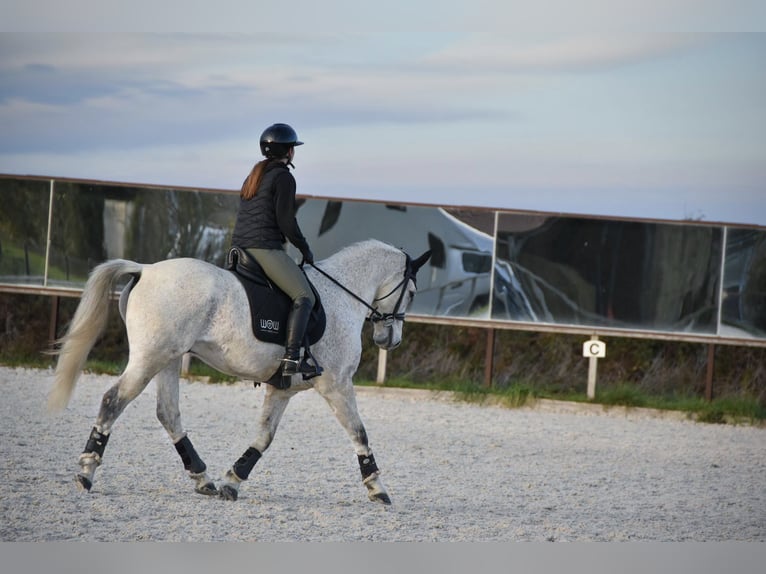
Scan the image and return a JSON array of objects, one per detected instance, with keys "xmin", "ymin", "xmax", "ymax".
[{"xmin": 308, "ymin": 253, "xmax": 417, "ymax": 325}]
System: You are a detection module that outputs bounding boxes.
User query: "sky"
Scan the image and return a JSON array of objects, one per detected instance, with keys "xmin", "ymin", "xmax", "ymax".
[{"xmin": 1, "ymin": 4, "xmax": 765, "ymax": 227}]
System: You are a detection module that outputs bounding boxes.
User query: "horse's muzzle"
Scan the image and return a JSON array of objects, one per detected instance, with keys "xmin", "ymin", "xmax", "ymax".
[{"xmin": 374, "ymin": 325, "xmax": 401, "ymax": 350}]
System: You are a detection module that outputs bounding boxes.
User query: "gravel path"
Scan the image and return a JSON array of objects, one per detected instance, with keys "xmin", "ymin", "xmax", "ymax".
[{"xmin": 1, "ymin": 366, "xmax": 764, "ymax": 542}]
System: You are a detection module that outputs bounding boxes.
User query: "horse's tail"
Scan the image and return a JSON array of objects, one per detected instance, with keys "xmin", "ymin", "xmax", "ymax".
[{"xmin": 47, "ymin": 259, "xmax": 144, "ymax": 412}]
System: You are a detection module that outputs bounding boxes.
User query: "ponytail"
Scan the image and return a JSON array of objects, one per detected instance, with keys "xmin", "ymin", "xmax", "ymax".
[{"xmin": 240, "ymin": 159, "xmax": 277, "ymax": 200}]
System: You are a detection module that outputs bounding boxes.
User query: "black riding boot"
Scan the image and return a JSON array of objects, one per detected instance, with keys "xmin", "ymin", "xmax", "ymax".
[{"xmin": 281, "ymin": 297, "xmax": 316, "ymax": 385}]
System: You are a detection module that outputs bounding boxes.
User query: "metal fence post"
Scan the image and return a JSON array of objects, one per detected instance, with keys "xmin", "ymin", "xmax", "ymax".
[
  {"xmin": 484, "ymin": 328, "xmax": 496, "ymax": 388},
  {"xmin": 705, "ymin": 344, "xmax": 715, "ymax": 402}
]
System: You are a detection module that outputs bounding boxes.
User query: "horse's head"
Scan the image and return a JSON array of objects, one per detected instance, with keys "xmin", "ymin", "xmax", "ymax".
[{"xmin": 370, "ymin": 249, "xmax": 431, "ymax": 350}]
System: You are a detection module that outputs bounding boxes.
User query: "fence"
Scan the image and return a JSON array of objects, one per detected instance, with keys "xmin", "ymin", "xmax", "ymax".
[{"xmin": 2, "ymin": 173, "xmax": 765, "ymax": 395}]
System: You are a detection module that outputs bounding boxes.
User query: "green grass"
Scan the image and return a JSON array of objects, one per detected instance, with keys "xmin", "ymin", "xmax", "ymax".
[
  {"xmin": 691, "ymin": 396, "xmax": 766, "ymax": 424},
  {"xmin": 0, "ymin": 243, "xmax": 91, "ymax": 283},
  {"xmin": 0, "ymin": 354, "xmax": 55, "ymax": 369},
  {"xmin": 185, "ymin": 361, "xmax": 238, "ymax": 383},
  {"xmin": 3, "ymin": 355, "xmax": 762, "ymax": 425},
  {"xmin": 0, "ymin": 356, "xmax": 237, "ymax": 383},
  {"xmin": 357, "ymin": 377, "xmax": 765, "ymax": 425},
  {"xmin": 594, "ymin": 384, "xmax": 649, "ymax": 408}
]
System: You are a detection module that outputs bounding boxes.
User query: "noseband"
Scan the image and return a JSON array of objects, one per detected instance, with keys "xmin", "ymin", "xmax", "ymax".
[{"xmin": 309, "ymin": 253, "xmax": 416, "ymax": 325}]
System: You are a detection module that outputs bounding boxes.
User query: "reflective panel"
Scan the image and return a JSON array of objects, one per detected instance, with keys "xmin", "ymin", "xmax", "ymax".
[
  {"xmin": 721, "ymin": 227, "xmax": 766, "ymax": 338},
  {"xmin": 0, "ymin": 178, "xmax": 50, "ymax": 285},
  {"xmin": 46, "ymin": 182, "xmax": 238, "ymax": 288},
  {"xmin": 2, "ymin": 175, "xmax": 765, "ymax": 343},
  {"xmin": 47, "ymin": 181, "xmax": 108, "ymax": 286},
  {"xmin": 295, "ymin": 199, "xmax": 493, "ymax": 318},
  {"xmin": 492, "ymin": 213, "xmax": 723, "ymax": 334}
]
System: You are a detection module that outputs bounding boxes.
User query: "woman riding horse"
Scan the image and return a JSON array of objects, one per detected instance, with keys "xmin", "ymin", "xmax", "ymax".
[{"xmin": 231, "ymin": 123, "xmax": 317, "ymax": 386}]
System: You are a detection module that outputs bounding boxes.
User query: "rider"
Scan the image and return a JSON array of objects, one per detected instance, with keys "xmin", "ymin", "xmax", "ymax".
[{"xmin": 231, "ymin": 123, "xmax": 317, "ymax": 383}]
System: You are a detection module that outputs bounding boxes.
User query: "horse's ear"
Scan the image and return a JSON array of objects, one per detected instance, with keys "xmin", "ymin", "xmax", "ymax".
[{"xmin": 411, "ymin": 250, "xmax": 432, "ymax": 274}]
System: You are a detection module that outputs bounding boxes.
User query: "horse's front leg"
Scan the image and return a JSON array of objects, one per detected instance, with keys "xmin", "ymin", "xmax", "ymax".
[
  {"xmin": 219, "ymin": 386, "xmax": 293, "ymax": 501},
  {"xmin": 155, "ymin": 361, "xmax": 217, "ymax": 495},
  {"xmin": 317, "ymin": 380, "xmax": 391, "ymax": 505}
]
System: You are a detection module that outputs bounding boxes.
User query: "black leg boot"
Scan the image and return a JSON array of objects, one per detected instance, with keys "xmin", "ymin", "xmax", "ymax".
[{"xmin": 281, "ymin": 297, "xmax": 314, "ymax": 386}]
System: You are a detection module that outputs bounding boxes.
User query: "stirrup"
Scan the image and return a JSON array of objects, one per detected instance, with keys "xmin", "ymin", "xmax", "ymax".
[
  {"xmin": 300, "ymin": 345, "xmax": 323, "ymax": 381},
  {"xmin": 280, "ymin": 357, "xmax": 301, "ymax": 376},
  {"xmin": 279, "ymin": 357, "xmax": 299, "ymax": 390},
  {"xmin": 280, "ymin": 355, "xmax": 322, "ymax": 384},
  {"xmin": 299, "ymin": 359, "xmax": 322, "ymax": 380}
]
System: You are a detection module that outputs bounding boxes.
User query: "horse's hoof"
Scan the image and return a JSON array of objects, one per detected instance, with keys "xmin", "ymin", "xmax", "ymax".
[
  {"xmin": 75, "ymin": 474, "xmax": 92, "ymax": 492},
  {"xmin": 370, "ymin": 492, "xmax": 392, "ymax": 505},
  {"xmin": 219, "ymin": 484, "xmax": 239, "ymax": 501},
  {"xmin": 195, "ymin": 482, "xmax": 218, "ymax": 496}
]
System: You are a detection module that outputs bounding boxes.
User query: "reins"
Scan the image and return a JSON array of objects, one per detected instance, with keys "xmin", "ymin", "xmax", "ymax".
[{"xmin": 307, "ymin": 255, "xmax": 413, "ymax": 324}]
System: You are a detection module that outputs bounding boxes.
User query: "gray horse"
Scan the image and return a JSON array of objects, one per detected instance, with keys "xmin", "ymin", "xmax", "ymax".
[{"xmin": 48, "ymin": 239, "xmax": 431, "ymax": 504}]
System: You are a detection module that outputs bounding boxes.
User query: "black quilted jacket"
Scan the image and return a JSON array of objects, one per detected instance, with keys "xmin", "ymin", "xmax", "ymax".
[{"xmin": 231, "ymin": 162, "xmax": 311, "ymax": 257}]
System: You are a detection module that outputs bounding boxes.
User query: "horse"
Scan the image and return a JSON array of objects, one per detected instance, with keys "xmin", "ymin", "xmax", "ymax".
[{"xmin": 47, "ymin": 239, "xmax": 431, "ymax": 504}]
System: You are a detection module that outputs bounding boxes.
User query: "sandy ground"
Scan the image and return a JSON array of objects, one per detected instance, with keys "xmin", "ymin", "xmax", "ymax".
[{"xmin": 1, "ymin": 366, "xmax": 764, "ymax": 542}]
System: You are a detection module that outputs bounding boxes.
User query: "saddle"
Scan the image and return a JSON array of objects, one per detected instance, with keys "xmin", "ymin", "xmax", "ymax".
[{"xmin": 226, "ymin": 247, "xmax": 326, "ymax": 385}]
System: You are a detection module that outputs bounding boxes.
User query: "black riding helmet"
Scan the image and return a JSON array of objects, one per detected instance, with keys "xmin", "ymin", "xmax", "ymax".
[{"xmin": 260, "ymin": 123, "xmax": 304, "ymax": 159}]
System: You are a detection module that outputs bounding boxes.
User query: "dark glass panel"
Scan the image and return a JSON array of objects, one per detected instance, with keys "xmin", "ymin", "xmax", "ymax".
[
  {"xmin": 492, "ymin": 214, "xmax": 723, "ymax": 334},
  {"xmin": 0, "ymin": 178, "xmax": 50, "ymax": 285},
  {"xmin": 296, "ymin": 199, "xmax": 494, "ymax": 318},
  {"xmin": 46, "ymin": 182, "xmax": 238, "ymax": 287},
  {"xmin": 721, "ymin": 228, "xmax": 766, "ymax": 338}
]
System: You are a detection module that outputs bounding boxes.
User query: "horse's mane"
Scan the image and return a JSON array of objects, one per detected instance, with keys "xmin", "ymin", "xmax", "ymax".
[{"xmin": 323, "ymin": 239, "xmax": 401, "ymax": 267}]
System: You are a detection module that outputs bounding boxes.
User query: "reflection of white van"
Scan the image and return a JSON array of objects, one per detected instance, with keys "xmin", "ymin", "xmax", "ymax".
[{"xmin": 295, "ymin": 199, "xmax": 493, "ymax": 317}]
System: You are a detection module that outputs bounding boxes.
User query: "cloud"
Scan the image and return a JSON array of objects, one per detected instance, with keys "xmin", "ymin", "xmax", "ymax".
[
  {"xmin": 1, "ymin": 32, "xmax": 763, "ymax": 226},
  {"xmin": 419, "ymin": 34, "xmax": 708, "ymax": 73},
  {"xmin": 0, "ymin": 34, "xmax": 513, "ymax": 154}
]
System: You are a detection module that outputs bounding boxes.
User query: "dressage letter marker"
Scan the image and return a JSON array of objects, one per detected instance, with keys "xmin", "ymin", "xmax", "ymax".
[{"xmin": 582, "ymin": 336, "xmax": 606, "ymax": 400}]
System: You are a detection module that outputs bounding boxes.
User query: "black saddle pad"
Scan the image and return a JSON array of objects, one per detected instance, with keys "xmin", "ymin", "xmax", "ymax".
[{"xmin": 226, "ymin": 247, "xmax": 326, "ymax": 346}]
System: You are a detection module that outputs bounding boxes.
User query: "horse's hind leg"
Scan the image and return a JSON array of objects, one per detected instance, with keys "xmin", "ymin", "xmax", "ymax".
[
  {"xmin": 76, "ymin": 360, "xmax": 156, "ymax": 491},
  {"xmin": 155, "ymin": 360, "xmax": 217, "ymax": 495},
  {"xmin": 317, "ymin": 382, "xmax": 391, "ymax": 505}
]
